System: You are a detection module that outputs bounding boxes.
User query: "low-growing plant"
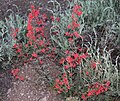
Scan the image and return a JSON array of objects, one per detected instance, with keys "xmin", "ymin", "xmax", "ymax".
[
  {"xmin": 0, "ymin": 13, "xmax": 27, "ymax": 70},
  {"xmin": 0, "ymin": 1, "xmax": 119, "ymax": 101},
  {"xmin": 47, "ymin": 0, "xmax": 120, "ymax": 100}
]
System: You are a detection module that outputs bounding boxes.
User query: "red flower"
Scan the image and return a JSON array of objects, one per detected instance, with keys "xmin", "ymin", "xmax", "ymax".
[
  {"xmin": 16, "ymin": 48, "xmax": 21, "ymax": 53},
  {"xmin": 67, "ymin": 24, "xmax": 71, "ymax": 29},
  {"xmin": 81, "ymin": 94, "xmax": 86, "ymax": 100},
  {"xmin": 91, "ymin": 61, "xmax": 97, "ymax": 69},
  {"xmin": 96, "ymin": 89, "xmax": 101, "ymax": 95},
  {"xmin": 66, "ymin": 56, "xmax": 73, "ymax": 63},
  {"xmin": 32, "ymin": 52, "xmax": 38, "ymax": 58},
  {"xmin": 50, "ymin": 16, "xmax": 54, "ymax": 21},
  {"xmin": 65, "ymin": 50, "xmax": 69, "ymax": 54},
  {"xmin": 59, "ymin": 81, "xmax": 63, "ymax": 86},
  {"xmin": 34, "ymin": 10, "xmax": 39, "ymax": 17},
  {"xmin": 73, "ymin": 31, "xmax": 80, "ymax": 38},
  {"xmin": 68, "ymin": 38, "xmax": 73, "ymax": 43},
  {"xmin": 77, "ymin": 11, "xmax": 82, "ymax": 16},
  {"xmin": 30, "ymin": 57, "xmax": 33, "ymax": 61},
  {"xmin": 31, "ymin": 5, "xmax": 35, "ymax": 9},
  {"xmin": 13, "ymin": 44, "xmax": 17, "ymax": 48},
  {"xmin": 29, "ymin": 41, "xmax": 33, "ymax": 46},
  {"xmin": 73, "ymin": 5, "xmax": 82, "ymax": 17},
  {"xmin": 73, "ymin": 53, "xmax": 79, "ymax": 59},
  {"xmin": 87, "ymin": 90, "xmax": 96, "ymax": 97},
  {"xmin": 27, "ymin": 22, "xmax": 33, "ymax": 31},
  {"xmin": 79, "ymin": 53, "xmax": 87, "ymax": 59},
  {"xmin": 64, "ymin": 65, "xmax": 69, "ymax": 69},
  {"xmin": 72, "ymin": 21, "xmax": 80, "ymax": 30},
  {"xmin": 25, "ymin": 44, "xmax": 28, "ymax": 48},
  {"xmin": 39, "ymin": 40, "xmax": 44, "ymax": 46},
  {"xmin": 55, "ymin": 78, "xmax": 60, "ymax": 83},
  {"xmin": 56, "ymin": 17, "xmax": 60, "ymax": 22},
  {"xmin": 40, "ymin": 48, "xmax": 45, "ymax": 53},
  {"xmin": 69, "ymin": 73, "xmax": 73, "ymax": 77},
  {"xmin": 39, "ymin": 59, "xmax": 43, "ymax": 65},
  {"xmin": 19, "ymin": 76, "xmax": 25, "ymax": 81},
  {"xmin": 59, "ymin": 58, "xmax": 65, "ymax": 64},
  {"xmin": 11, "ymin": 68, "xmax": 19, "ymax": 76},
  {"xmin": 13, "ymin": 32, "xmax": 17, "ymax": 38},
  {"xmin": 71, "ymin": 13, "xmax": 78, "ymax": 21},
  {"xmin": 105, "ymin": 81, "xmax": 110, "ymax": 87},
  {"xmin": 86, "ymin": 71, "xmax": 89, "ymax": 76},
  {"xmin": 65, "ymin": 32, "xmax": 70, "ymax": 36},
  {"xmin": 63, "ymin": 77, "xmax": 69, "ymax": 85},
  {"xmin": 67, "ymin": 85, "xmax": 70, "ymax": 89},
  {"xmin": 57, "ymin": 90, "xmax": 61, "ymax": 94},
  {"xmin": 54, "ymin": 84, "xmax": 60, "ymax": 89}
]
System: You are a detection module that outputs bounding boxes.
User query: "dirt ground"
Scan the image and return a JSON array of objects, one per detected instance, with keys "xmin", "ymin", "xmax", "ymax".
[{"xmin": 0, "ymin": 59, "xmax": 65, "ymax": 101}]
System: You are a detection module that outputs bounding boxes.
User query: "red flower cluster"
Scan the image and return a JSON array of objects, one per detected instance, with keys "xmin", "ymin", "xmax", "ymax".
[
  {"xmin": 12, "ymin": 5, "xmax": 49, "ymax": 64},
  {"xmin": 81, "ymin": 81, "xmax": 110, "ymax": 100},
  {"xmin": 11, "ymin": 68, "xmax": 24, "ymax": 81},
  {"xmin": 73, "ymin": 5, "xmax": 82, "ymax": 17},
  {"xmin": 60, "ymin": 52, "xmax": 88, "ymax": 69},
  {"xmin": 54, "ymin": 73, "xmax": 70, "ymax": 94}
]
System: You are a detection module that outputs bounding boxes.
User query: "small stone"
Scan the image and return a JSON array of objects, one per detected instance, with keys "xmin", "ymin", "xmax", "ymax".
[{"xmin": 40, "ymin": 96, "xmax": 46, "ymax": 101}]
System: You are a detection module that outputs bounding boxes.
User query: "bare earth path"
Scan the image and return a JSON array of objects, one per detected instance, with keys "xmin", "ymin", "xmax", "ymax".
[{"xmin": 6, "ymin": 62, "xmax": 64, "ymax": 101}]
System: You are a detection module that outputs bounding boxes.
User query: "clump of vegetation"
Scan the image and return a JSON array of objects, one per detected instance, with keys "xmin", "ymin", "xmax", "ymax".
[{"xmin": 0, "ymin": 0, "xmax": 119, "ymax": 101}]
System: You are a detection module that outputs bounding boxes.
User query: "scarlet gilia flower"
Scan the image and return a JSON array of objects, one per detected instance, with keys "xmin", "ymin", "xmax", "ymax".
[
  {"xmin": 65, "ymin": 50, "xmax": 69, "ymax": 54},
  {"xmin": 72, "ymin": 20, "xmax": 80, "ymax": 30},
  {"xmin": 11, "ymin": 68, "xmax": 19, "ymax": 76},
  {"xmin": 19, "ymin": 76, "xmax": 25, "ymax": 81},
  {"xmin": 63, "ymin": 77, "xmax": 69, "ymax": 85},
  {"xmin": 79, "ymin": 53, "xmax": 87, "ymax": 59},
  {"xmin": 32, "ymin": 52, "xmax": 38, "ymax": 58},
  {"xmin": 59, "ymin": 58, "xmax": 65, "ymax": 64},
  {"xmin": 11, "ymin": 68, "xmax": 25, "ymax": 81},
  {"xmin": 64, "ymin": 65, "xmax": 69, "ymax": 69},
  {"xmin": 13, "ymin": 32, "xmax": 17, "ymax": 38},
  {"xmin": 71, "ymin": 13, "xmax": 78, "ymax": 21},
  {"xmin": 39, "ymin": 59, "xmax": 43, "ymax": 65},
  {"xmin": 55, "ymin": 78, "xmax": 60, "ymax": 83},
  {"xmin": 50, "ymin": 16, "xmax": 54, "ymax": 21},
  {"xmin": 105, "ymin": 81, "xmax": 110, "ymax": 87},
  {"xmin": 40, "ymin": 48, "xmax": 45, "ymax": 53},
  {"xmin": 91, "ymin": 61, "xmax": 97, "ymax": 69},
  {"xmin": 81, "ymin": 94, "xmax": 86, "ymax": 100},
  {"xmin": 68, "ymin": 38, "xmax": 73, "ymax": 43},
  {"xmin": 73, "ymin": 53, "xmax": 79, "ymax": 59},
  {"xmin": 54, "ymin": 84, "xmax": 60, "ymax": 89},
  {"xmin": 42, "ymin": 13, "xmax": 47, "ymax": 21},
  {"xmin": 73, "ymin": 4, "xmax": 82, "ymax": 17},
  {"xmin": 86, "ymin": 71, "xmax": 89, "ymax": 76},
  {"xmin": 69, "ymin": 73, "xmax": 73, "ymax": 77},
  {"xmin": 65, "ymin": 32, "xmax": 70, "ymax": 36},
  {"xmin": 87, "ymin": 89, "xmax": 96, "ymax": 97},
  {"xmin": 67, "ymin": 24, "xmax": 71, "ymax": 29},
  {"xmin": 16, "ymin": 48, "xmax": 22, "ymax": 53},
  {"xmin": 13, "ymin": 44, "xmax": 17, "ymax": 48},
  {"xmin": 73, "ymin": 31, "xmax": 80, "ymax": 38},
  {"xmin": 28, "ymin": 41, "xmax": 33, "ymax": 46},
  {"xmin": 39, "ymin": 40, "xmax": 44, "ymax": 46},
  {"xmin": 31, "ymin": 5, "xmax": 35, "ymax": 9},
  {"xmin": 56, "ymin": 17, "xmax": 60, "ymax": 22},
  {"xmin": 34, "ymin": 10, "xmax": 39, "ymax": 17},
  {"xmin": 66, "ymin": 56, "xmax": 73, "ymax": 63},
  {"xmin": 25, "ymin": 44, "xmax": 28, "ymax": 48},
  {"xmin": 30, "ymin": 57, "xmax": 33, "ymax": 61}
]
